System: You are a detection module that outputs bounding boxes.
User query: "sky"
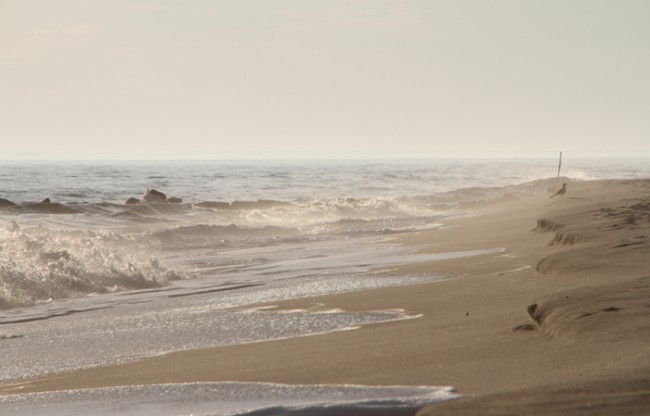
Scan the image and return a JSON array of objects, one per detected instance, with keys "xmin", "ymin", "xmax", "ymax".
[{"xmin": 1, "ymin": 0, "xmax": 649, "ymax": 160}]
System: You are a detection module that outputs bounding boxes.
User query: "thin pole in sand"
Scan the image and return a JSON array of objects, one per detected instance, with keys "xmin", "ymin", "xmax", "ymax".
[{"xmin": 556, "ymin": 151, "xmax": 563, "ymax": 179}]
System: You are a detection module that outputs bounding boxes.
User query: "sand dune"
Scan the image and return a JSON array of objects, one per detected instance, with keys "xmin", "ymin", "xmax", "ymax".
[{"xmin": 522, "ymin": 276, "xmax": 650, "ymax": 342}]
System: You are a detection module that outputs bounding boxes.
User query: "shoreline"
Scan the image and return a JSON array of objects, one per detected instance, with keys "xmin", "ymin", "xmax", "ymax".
[{"xmin": 2, "ymin": 179, "xmax": 650, "ymax": 414}]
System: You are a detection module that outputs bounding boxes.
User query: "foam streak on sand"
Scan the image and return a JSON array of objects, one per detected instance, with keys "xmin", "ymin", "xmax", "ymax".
[
  {"xmin": 0, "ymin": 270, "xmax": 448, "ymax": 382},
  {"xmin": 0, "ymin": 382, "xmax": 458, "ymax": 416}
]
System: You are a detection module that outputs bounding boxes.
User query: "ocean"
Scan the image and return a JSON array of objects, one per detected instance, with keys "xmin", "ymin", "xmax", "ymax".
[{"xmin": 1, "ymin": 158, "xmax": 648, "ymax": 415}]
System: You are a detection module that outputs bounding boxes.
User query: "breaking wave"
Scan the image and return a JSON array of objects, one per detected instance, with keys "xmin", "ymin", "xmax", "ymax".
[
  {"xmin": 0, "ymin": 225, "xmax": 181, "ymax": 309},
  {"xmin": 0, "ymin": 177, "xmax": 606, "ymax": 310},
  {"xmin": 0, "ymin": 194, "xmax": 447, "ymax": 309}
]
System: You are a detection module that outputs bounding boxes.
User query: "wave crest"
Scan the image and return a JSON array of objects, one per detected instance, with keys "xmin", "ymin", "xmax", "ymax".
[
  {"xmin": 0, "ymin": 226, "xmax": 181, "ymax": 309},
  {"xmin": 151, "ymin": 224, "xmax": 301, "ymax": 248}
]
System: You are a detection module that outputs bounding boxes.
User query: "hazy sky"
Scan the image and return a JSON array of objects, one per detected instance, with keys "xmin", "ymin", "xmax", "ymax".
[{"xmin": 1, "ymin": 0, "xmax": 649, "ymax": 159}]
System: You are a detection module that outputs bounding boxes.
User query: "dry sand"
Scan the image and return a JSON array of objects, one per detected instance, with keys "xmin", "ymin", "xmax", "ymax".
[{"xmin": 2, "ymin": 179, "xmax": 650, "ymax": 415}]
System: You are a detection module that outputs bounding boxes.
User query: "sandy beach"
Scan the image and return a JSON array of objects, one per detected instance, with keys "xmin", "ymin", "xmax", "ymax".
[{"xmin": 2, "ymin": 178, "xmax": 650, "ymax": 415}]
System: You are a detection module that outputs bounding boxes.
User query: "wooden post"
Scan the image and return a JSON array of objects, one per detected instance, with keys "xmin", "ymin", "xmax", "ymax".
[{"xmin": 556, "ymin": 152, "xmax": 563, "ymax": 179}]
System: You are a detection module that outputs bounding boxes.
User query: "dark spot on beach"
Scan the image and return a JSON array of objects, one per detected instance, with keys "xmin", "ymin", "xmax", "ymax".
[
  {"xmin": 513, "ymin": 324, "xmax": 537, "ymax": 332},
  {"xmin": 577, "ymin": 312, "xmax": 596, "ymax": 319},
  {"xmin": 631, "ymin": 202, "xmax": 650, "ymax": 211},
  {"xmin": 526, "ymin": 303, "xmax": 538, "ymax": 319},
  {"xmin": 0, "ymin": 334, "xmax": 23, "ymax": 341},
  {"xmin": 613, "ymin": 240, "xmax": 644, "ymax": 248},
  {"xmin": 0, "ymin": 197, "xmax": 16, "ymax": 207},
  {"xmin": 602, "ymin": 306, "xmax": 621, "ymax": 312}
]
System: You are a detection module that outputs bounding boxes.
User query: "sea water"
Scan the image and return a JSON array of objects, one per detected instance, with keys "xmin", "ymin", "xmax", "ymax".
[
  {"xmin": 0, "ymin": 158, "xmax": 648, "ymax": 415},
  {"xmin": 0, "ymin": 382, "xmax": 459, "ymax": 416},
  {"xmin": 2, "ymin": 158, "xmax": 647, "ymax": 309}
]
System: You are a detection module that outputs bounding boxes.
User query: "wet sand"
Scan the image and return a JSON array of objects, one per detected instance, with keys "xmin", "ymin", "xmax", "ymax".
[{"xmin": 2, "ymin": 179, "xmax": 650, "ymax": 415}]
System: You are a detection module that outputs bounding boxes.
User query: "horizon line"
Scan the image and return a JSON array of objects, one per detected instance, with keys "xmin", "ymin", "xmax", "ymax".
[{"xmin": 1, "ymin": 155, "xmax": 649, "ymax": 162}]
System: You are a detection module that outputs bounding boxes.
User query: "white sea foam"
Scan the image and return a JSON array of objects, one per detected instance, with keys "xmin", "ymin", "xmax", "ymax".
[
  {"xmin": 0, "ymin": 382, "xmax": 459, "ymax": 416},
  {"xmin": 0, "ymin": 269, "xmax": 452, "ymax": 381}
]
